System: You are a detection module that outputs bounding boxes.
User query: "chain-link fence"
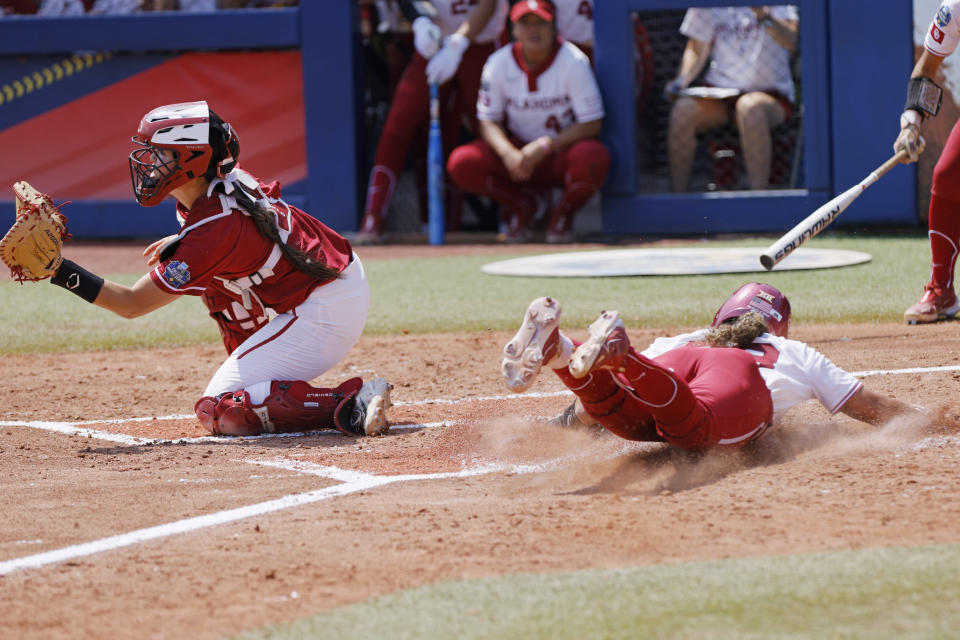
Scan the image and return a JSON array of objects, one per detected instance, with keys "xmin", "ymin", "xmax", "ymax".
[{"xmin": 634, "ymin": 5, "xmax": 803, "ymax": 194}]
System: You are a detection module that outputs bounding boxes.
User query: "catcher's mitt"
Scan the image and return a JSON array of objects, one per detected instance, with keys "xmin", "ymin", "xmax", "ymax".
[{"xmin": 0, "ymin": 181, "xmax": 70, "ymax": 282}]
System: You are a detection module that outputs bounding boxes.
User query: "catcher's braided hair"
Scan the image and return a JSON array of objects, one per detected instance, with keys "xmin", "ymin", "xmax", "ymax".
[
  {"xmin": 230, "ymin": 185, "xmax": 341, "ymax": 283},
  {"xmin": 206, "ymin": 111, "xmax": 341, "ymax": 283},
  {"xmin": 703, "ymin": 311, "xmax": 769, "ymax": 348}
]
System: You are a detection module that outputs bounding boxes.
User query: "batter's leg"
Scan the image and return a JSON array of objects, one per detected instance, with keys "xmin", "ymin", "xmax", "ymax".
[{"xmin": 905, "ymin": 120, "xmax": 960, "ymax": 322}]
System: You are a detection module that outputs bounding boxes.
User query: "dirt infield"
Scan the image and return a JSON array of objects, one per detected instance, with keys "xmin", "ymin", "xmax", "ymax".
[{"xmin": 2, "ymin": 244, "xmax": 960, "ymax": 639}]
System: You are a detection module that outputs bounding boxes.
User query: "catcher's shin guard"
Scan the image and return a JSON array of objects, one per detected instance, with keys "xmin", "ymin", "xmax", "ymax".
[{"xmin": 195, "ymin": 378, "xmax": 366, "ymax": 436}]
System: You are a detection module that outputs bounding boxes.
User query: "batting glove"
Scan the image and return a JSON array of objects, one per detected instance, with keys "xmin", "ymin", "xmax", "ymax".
[
  {"xmin": 412, "ymin": 16, "xmax": 441, "ymax": 59},
  {"xmin": 426, "ymin": 33, "xmax": 469, "ymax": 85},
  {"xmin": 895, "ymin": 109, "xmax": 927, "ymax": 163}
]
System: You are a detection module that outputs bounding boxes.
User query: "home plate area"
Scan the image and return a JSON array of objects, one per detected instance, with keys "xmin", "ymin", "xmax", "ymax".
[{"xmin": 481, "ymin": 247, "xmax": 871, "ymax": 277}]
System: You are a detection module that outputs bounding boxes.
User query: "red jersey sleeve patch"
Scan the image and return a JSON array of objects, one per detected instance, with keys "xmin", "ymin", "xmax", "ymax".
[{"xmin": 932, "ymin": 24, "xmax": 946, "ymax": 44}]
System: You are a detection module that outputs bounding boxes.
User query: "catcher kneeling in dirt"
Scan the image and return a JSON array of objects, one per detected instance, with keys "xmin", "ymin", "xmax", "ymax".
[
  {"xmin": 0, "ymin": 101, "xmax": 392, "ymax": 437},
  {"xmin": 502, "ymin": 283, "xmax": 919, "ymax": 449}
]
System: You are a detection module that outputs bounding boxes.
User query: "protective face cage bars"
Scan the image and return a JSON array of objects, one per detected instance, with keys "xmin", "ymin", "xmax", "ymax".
[{"xmin": 128, "ymin": 142, "xmax": 180, "ymax": 202}]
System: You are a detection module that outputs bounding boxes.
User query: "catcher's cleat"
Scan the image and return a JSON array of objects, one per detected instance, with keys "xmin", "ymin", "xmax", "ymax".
[
  {"xmin": 904, "ymin": 284, "xmax": 960, "ymax": 324},
  {"xmin": 502, "ymin": 296, "xmax": 568, "ymax": 392},
  {"xmin": 568, "ymin": 310, "xmax": 630, "ymax": 378},
  {"xmin": 350, "ymin": 377, "xmax": 394, "ymax": 436}
]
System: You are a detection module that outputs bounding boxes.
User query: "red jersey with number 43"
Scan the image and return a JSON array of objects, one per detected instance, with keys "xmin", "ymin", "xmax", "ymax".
[
  {"xmin": 148, "ymin": 172, "xmax": 353, "ymax": 314},
  {"xmin": 477, "ymin": 39, "xmax": 604, "ymax": 144}
]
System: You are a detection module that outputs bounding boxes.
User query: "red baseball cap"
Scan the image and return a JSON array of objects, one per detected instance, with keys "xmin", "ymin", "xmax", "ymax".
[{"xmin": 510, "ymin": 0, "xmax": 555, "ymax": 23}]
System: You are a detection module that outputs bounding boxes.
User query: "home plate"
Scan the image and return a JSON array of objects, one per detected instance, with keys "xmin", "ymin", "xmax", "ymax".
[{"xmin": 481, "ymin": 247, "xmax": 871, "ymax": 277}]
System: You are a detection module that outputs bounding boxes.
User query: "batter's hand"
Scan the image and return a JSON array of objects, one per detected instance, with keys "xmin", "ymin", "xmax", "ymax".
[
  {"xmin": 412, "ymin": 16, "xmax": 441, "ymax": 59},
  {"xmin": 426, "ymin": 33, "xmax": 468, "ymax": 85},
  {"xmin": 895, "ymin": 109, "xmax": 926, "ymax": 163}
]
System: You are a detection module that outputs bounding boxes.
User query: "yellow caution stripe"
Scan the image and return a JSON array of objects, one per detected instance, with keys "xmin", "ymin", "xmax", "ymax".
[{"xmin": 0, "ymin": 52, "xmax": 111, "ymax": 106}]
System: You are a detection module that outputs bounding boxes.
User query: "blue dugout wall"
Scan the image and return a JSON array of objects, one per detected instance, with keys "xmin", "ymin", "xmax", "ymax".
[
  {"xmin": 0, "ymin": 2, "xmax": 916, "ymax": 238},
  {"xmin": 0, "ymin": 4, "xmax": 363, "ymax": 237}
]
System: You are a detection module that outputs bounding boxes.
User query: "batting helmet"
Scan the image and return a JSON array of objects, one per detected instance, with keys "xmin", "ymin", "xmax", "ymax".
[
  {"xmin": 712, "ymin": 282, "xmax": 791, "ymax": 338},
  {"xmin": 128, "ymin": 100, "xmax": 240, "ymax": 207}
]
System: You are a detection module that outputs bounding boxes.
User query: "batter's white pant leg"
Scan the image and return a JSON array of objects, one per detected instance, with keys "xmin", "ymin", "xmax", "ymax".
[{"xmin": 203, "ymin": 254, "xmax": 371, "ymax": 403}]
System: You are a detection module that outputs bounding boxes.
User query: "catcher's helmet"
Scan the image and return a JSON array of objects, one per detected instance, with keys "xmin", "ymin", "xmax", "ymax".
[
  {"xmin": 712, "ymin": 282, "xmax": 791, "ymax": 338},
  {"xmin": 129, "ymin": 100, "xmax": 240, "ymax": 207}
]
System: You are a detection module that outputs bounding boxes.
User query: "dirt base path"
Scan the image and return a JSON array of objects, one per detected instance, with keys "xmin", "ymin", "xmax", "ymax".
[
  {"xmin": 2, "ymin": 243, "xmax": 960, "ymax": 638},
  {"xmin": 1, "ymin": 320, "xmax": 960, "ymax": 639}
]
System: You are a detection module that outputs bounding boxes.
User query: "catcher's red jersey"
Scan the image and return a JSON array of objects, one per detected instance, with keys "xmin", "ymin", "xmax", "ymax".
[{"xmin": 149, "ymin": 172, "xmax": 353, "ymax": 314}]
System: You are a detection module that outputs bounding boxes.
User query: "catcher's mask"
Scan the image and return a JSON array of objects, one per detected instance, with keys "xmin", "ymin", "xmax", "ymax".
[
  {"xmin": 129, "ymin": 100, "xmax": 240, "ymax": 207},
  {"xmin": 712, "ymin": 282, "xmax": 791, "ymax": 338}
]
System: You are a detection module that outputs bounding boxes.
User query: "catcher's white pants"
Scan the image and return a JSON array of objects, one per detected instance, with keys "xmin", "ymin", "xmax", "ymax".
[{"xmin": 203, "ymin": 254, "xmax": 370, "ymax": 404}]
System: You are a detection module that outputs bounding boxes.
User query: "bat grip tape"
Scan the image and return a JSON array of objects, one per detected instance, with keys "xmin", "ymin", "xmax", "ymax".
[{"xmin": 50, "ymin": 259, "xmax": 104, "ymax": 303}]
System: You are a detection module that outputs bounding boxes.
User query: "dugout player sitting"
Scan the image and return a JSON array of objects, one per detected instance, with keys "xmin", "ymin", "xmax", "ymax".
[
  {"xmin": 42, "ymin": 101, "xmax": 393, "ymax": 438},
  {"xmin": 355, "ymin": 0, "xmax": 509, "ymax": 244},
  {"xmin": 446, "ymin": 0, "xmax": 609, "ymax": 243},
  {"xmin": 665, "ymin": 5, "xmax": 798, "ymax": 192},
  {"xmin": 502, "ymin": 283, "xmax": 919, "ymax": 450}
]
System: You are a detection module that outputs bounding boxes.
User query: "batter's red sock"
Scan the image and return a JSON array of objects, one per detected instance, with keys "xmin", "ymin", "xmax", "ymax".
[{"xmin": 927, "ymin": 193, "xmax": 960, "ymax": 288}]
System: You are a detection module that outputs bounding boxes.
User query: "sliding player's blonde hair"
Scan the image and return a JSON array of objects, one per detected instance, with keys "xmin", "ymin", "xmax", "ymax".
[{"xmin": 703, "ymin": 311, "xmax": 769, "ymax": 349}]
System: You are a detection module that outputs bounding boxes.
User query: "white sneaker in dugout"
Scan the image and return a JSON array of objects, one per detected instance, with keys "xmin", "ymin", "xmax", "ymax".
[
  {"xmin": 502, "ymin": 296, "xmax": 568, "ymax": 392},
  {"xmin": 568, "ymin": 310, "xmax": 629, "ymax": 378},
  {"xmin": 351, "ymin": 377, "xmax": 393, "ymax": 436}
]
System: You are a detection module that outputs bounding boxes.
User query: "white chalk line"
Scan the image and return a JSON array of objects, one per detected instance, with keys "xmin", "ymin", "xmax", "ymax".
[
  {"xmin": 0, "ymin": 388, "xmax": 573, "ymax": 445},
  {"xmin": 853, "ymin": 364, "xmax": 960, "ymax": 378},
  {"xmin": 1, "ymin": 362, "xmax": 956, "ymax": 576},
  {"xmin": 4, "ymin": 363, "xmax": 956, "ymax": 444},
  {"xmin": 0, "ymin": 418, "xmax": 448, "ymax": 447},
  {"xmin": 0, "ymin": 452, "xmax": 600, "ymax": 577}
]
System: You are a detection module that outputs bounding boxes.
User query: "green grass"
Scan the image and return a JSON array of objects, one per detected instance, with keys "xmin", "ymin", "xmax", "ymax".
[
  {"xmin": 364, "ymin": 234, "xmax": 930, "ymax": 333},
  {"xmin": 0, "ymin": 274, "xmax": 219, "ymax": 354},
  {"xmin": 232, "ymin": 543, "xmax": 960, "ymax": 640},
  {"xmin": 0, "ymin": 234, "xmax": 929, "ymax": 354}
]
